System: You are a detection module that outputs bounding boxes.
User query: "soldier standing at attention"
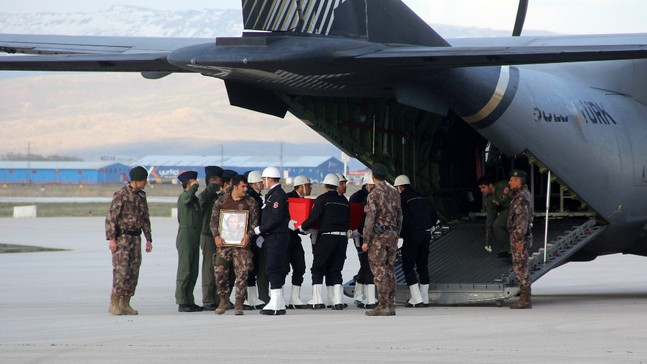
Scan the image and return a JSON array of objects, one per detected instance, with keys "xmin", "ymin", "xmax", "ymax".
[
  {"xmin": 211, "ymin": 174, "xmax": 259, "ymax": 315},
  {"xmin": 198, "ymin": 166, "xmax": 223, "ymax": 311},
  {"xmin": 285, "ymin": 175, "xmax": 312, "ymax": 309},
  {"xmin": 254, "ymin": 166, "xmax": 291, "ymax": 315},
  {"xmin": 295, "ymin": 173, "xmax": 350, "ymax": 310},
  {"xmin": 394, "ymin": 174, "xmax": 437, "ymax": 308},
  {"xmin": 477, "ymin": 175, "xmax": 513, "ymax": 258},
  {"xmin": 362, "ymin": 164, "xmax": 402, "ymax": 316},
  {"xmin": 105, "ymin": 166, "xmax": 153, "ymax": 316},
  {"xmin": 244, "ymin": 170, "xmax": 269, "ymax": 309},
  {"xmin": 349, "ymin": 171, "xmax": 376, "ymax": 309},
  {"xmin": 175, "ymin": 170, "xmax": 203, "ymax": 312},
  {"xmin": 507, "ymin": 169, "xmax": 534, "ymax": 309}
]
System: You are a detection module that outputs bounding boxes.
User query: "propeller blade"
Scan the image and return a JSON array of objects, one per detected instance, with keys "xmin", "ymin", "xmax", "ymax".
[{"xmin": 512, "ymin": 0, "xmax": 529, "ymax": 36}]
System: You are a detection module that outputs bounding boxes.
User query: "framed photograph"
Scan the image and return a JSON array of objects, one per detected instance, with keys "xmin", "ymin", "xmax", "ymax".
[{"xmin": 219, "ymin": 209, "xmax": 248, "ymax": 247}]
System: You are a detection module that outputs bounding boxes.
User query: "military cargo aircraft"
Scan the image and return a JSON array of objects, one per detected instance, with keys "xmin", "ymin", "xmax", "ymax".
[{"xmin": 2, "ymin": 0, "xmax": 647, "ymax": 304}]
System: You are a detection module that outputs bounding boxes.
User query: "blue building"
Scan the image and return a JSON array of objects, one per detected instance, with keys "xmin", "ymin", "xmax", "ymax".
[
  {"xmin": 136, "ymin": 155, "xmax": 344, "ymax": 183},
  {"xmin": 0, "ymin": 161, "xmax": 131, "ymax": 184}
]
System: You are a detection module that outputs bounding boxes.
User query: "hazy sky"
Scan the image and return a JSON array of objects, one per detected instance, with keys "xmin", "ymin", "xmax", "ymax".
[{"xmin": 1, "ymin": 0, "xmax": 647, "ymax": 35}]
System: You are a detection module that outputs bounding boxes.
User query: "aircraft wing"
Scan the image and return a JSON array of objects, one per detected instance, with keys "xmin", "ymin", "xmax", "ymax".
[
  {"xmin": 344, "ymin": 44, "xmax": 647, "ymax": 68},
  {"xmin": 0, "ymin": 34, "xmax": 212, "ymax": 73}
]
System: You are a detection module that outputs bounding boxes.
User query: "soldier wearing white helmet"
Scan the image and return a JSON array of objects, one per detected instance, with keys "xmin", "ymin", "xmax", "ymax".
[
  {"xmin": 254, "ymin": 166, "xmax": 291, "ymax": 315},
  {"xmin": 284, "ymin": 175, "xmax": 312, "ymax": 309},
  {"xmin": 293, "ymin": 173, "xmax": 350, "ymax": 310},
  {"xmin": 349, "ymin": 170, "xmax": 377, "ymax": 309},
  {"xmin": 394, "ymin": 174, "xmax": 438, "ymax": 308},
  {"xmin": 243, "ymin": 170, "xmax": 269, "ymax": 309},
  {"xmin": 336, "ymin": 173, "xmax": 348, "ymax": 196}
]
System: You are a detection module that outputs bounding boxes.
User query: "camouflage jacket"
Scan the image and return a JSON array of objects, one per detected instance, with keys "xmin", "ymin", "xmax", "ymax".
[
  {"xmin": 363, "ymin": 181, "xmax": 402, "ymax": 243},
  {"xmin": 105, "ymin": 184, "xmax": 152, "ymax": 241},
  {"xmin": 507, "ymin": 184, "xmax": 534, "ymax": 245}
]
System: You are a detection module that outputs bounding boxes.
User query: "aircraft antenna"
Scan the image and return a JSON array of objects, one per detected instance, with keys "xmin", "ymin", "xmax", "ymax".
[{"xmin": 512, "ymin": 0, "xmax": 529, "ymax": 36}]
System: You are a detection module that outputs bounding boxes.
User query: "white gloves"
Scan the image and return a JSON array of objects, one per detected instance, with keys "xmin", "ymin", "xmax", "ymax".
[
  {"xmin": 288, "ymin": 220, "xmax": 297, "ymax": 231},
  {"xmin": 254, "ymin": 226, "xmax": 261, "ymax": 235},
  {"xmin": 350, "ymin": 229, "xmax": 360, "ymax": 239},
  {"xmin": 256, "ymin": 236, "xmax": 264, "ymax": 248},
  {"xmin": 484, "ymin": 244, "xmax": 492, "ymax": 253}
]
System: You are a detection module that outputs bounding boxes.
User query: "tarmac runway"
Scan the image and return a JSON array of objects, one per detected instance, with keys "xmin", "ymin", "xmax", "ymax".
[{"xmin": 2, "ymin": 217, "xmax": 647, "ymax": 363}]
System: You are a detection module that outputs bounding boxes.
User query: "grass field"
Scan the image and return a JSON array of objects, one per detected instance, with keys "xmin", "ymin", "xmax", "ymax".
[{"xmin": 0, "ymin": 182, "xmax": 361, "ymax": 217}]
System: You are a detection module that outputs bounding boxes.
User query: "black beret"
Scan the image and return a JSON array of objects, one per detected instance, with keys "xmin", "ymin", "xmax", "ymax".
[
  {"xmin": 205, "ymin": 166, "xmax": 223, "ymax": 178},
  {"xmin": 178, "ymin": 170, "xmax": 198, "ymax": 183},
  {"xmin": 371, "ymin": 163, "xmax": 389, "ymax": 177},
  {"xmin": 510, "ymin": 169, "xmax": 527, "ymax": 180},
  {"xmin": 222, "ymin": 169, "xmax": 237, "ymax": 180},
  {"xmin": 129, "ymin": 166, "xmax": 148, "ymax": 181}
]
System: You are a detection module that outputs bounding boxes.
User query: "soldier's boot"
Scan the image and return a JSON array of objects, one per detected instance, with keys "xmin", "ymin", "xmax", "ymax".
[
  {"xmin": 365, "ymin": 302, "xmax": 391, "ymax": 317},
  {"xmin": 243, "ymin": 286, "xmax": 265, "ymax": 310},
  {"xmin": 119, "ymin": 295, "xmax": 138, "ymax": 315},
  {"xmin": 331, "ymin": 284, "xmax": 345, "ymax": 310},
  {"xmin": 287, "ymin": 285, "xmax": 307, "ymax": 309},
  {"xmin": 108, "ymin": 293, "xmax": 124, "ymax": 316},
  {"xmin": 364, "ymin": 284, "xmax": 377, "ymax": 309},
  {"xmin": 420, "ymin": 284, "xmax": 430, "ymax": 306},
  {"xmin": 260, "ymin": 288, "xmax": 286, "ymax": 316},
  {"xmin": 405, "ymin": 284, "xmax": 425, "ymax": 308},
  {"xmin": 234, "ymin": 296, "xmax": 244, "ymax": 316},
  {"xmin": 510, "ymin": 287, "xmax": 532, "ymax": 309},
  {"xmin": 353, "ymin": 283, "xmax": 365, "ymax": 307},
  {"xmin": 307, "ymin": 284, "xmax": 326, "ymax": 309},
  {"xmin": 389, "ymin": 303, "xmax": 396, "ymax": 316},
  {"xmin": 325, "ymin": 285, "xmax": 334, "ymax": 308},
  {"xmin": 215, "ymin": 294, "xmax": 230, "ymax": 315}
]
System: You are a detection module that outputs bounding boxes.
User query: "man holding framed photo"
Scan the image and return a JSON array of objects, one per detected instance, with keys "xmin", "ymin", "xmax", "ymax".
[{"xmin": 210, "ymin": 174, "xmax": 260, "ymax": 315}]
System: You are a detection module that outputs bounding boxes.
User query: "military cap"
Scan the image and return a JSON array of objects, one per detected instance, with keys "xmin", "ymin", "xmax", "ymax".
[
  {"xmin": 178, "ymin": 170, "xmax": 198, "ymax": 183},
  {"xmin": 222, "ymin": 169, "xmax": 238, "ymax": 181},
  {"xmin": 205, "ymin": 166, "xmax": 223, "ymax": 178},
  {"xmin": 510, "ymin": 169, "xmax": 527, "ymax": 181},
  {"xmin": 129, "ymin": 166, "xmax": 148, "ymax": 181},
  {"xmin": 371, "ymin": 163, "xmax": 389, "ymax": 178}
]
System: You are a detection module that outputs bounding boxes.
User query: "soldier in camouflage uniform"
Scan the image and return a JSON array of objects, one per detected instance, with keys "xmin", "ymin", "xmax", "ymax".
[
  {"xmin": 105, "ymin": 166, "xmax": 153, "ymax": 316},
  {"xmin": 362, "ymin": 164, "xmax": 402, "ymax": 316},
  {"xmin": 507, "ymin": 169, "xmax": 534, "ymax": 309},
  {"xmin": 211, "ymin": 174, "xmax": 260, "ymax": 315}
]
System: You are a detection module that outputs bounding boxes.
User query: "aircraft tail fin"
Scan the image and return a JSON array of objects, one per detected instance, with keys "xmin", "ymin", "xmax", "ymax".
[{"xmin": 241, "ymin": 0, "xmax": 449, "ymax": 46}]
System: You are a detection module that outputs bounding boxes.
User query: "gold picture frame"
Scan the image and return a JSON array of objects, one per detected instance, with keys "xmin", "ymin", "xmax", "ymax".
[{"xmin": 218, "ymin": 209, "xmax": 248, "ymax": 247}]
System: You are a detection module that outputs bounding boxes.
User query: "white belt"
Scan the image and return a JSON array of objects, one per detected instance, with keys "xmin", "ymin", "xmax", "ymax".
[{"xmin": 321, "ymin": 231, "xmax": 346, "ymax": 236}]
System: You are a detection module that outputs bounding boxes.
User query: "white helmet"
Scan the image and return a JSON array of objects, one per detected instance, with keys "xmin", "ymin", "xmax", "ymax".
[
  {"xmin": 336, "ymin": 173, "xmax": 348, "ymax": 182},
  {"xmin": 262, "ymin": 166, "xmax": 281, "ymax": 179},
  {"xmin": 323, "ymin": 173, "xmax": 340, "ymax": 186},
  {"xmin": 362, "ymin": 171, "xmax": 373, "ymax": 185},
  {"xmin": 247, "ymin": 170, "xmax": 262, "ymax": 184},
  {"xmin": 394, "ymin": 174, "xmax": 411, "ymax": 187},
  {"xmin": 293, "ymin": 175, "xmax": 311, "ymax": 186}
]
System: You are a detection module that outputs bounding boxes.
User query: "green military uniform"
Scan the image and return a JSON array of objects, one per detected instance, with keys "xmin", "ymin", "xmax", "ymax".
[
  {"xmin": 484, "ymin": 180, "xmax": 512, "ymax": 255},
  {"xmin": 199, "ymin": 183, "xmax": 220, "ymax": 308},
  {"xmin": 175, "ymin": 183, "xmax": 202, "ymax": 306}
]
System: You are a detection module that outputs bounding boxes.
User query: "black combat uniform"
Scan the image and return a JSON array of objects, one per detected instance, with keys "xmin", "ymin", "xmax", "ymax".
[
  {"xmin": 285, "ymin": 189, "xmax": 307, "ymax": 287},
  {"xmin": 349, "ymin": 186, "xmax": 374, "ymax": 287},
  {"xmin": 258, "ymin": 184, "xmax": 290, "ymax": 290},
  {"xmin": 400, "ymin": 186, "xmax": 437, "ymax": 287}
]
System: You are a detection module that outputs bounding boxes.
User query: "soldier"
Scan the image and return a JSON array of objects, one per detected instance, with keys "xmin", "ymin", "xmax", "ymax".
[
  {"xmin": 105, "ymin": 166, "xmax": 153, "ymax": 316},
  {"xmin": 362, "ymin": 164, "xmax": 402, "ymax": 316},
  {"xmin": 477, "ymin": 175, "xmax": 513, "ymax": 258},
  {"xmin": 394, "ymin": 174, "xmax": 438, "ymax": 308},
  {"xmin": 243, "ymin": 170, "xmax": 269, "ymax": 309},
  {"xmin": 285, "ymin": 175, "xmax": 312, "ymax": 309},
  {"xmin": 254, "ymin": 166, "xmax": 291, "ymax": 315},
  {"xmin": 336, "ymin": 173, "xmax": 348, "ymax": 196},
  {"xmin": 296, "ymin": 173, "xmax": 350, "ymax": 310},
  {"xmin": 210, "ymin": 174, "xmax": 259, "ymax": 315},
  {"xmin": 175, "ymin": 170, "xmax": 203, "ymax": 312},
  {"xmin": 507, "ymin": 169, "xmax": 534, "ymax": 309},
  {"xmin": 198, "ymin": 165, "xmax": 223, "ymax": 311},
  {"xmin": 349, "ymin": 171, "xmax": 377, "ymax": 309}
]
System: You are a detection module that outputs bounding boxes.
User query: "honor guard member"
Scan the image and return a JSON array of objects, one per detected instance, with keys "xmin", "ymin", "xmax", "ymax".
[
  {"xmin": 349, "ymin": 171, "xmax": 377, "ymax": 309},
  {"xmin": 477, "ymin": 175, "xmax": 513, "ymax": 258},
  {"xmin": 105, "ymin": 166, "xmax": 153, "ymax": 315},
  {"xmin": 394, "ymin": 174, "xmax": 438, "ymax": 308},
  {"xmin": 221, "ymin": 169, "xmax": 238, "ymax": 195},
  {"xmin": 175, "ymin": 170, "xmax": 204, "ymax": 312},
  {"xmin": 285, "ymin": 175, "xmax": 312, "ymax": 309},
  {"xmin": 296, "ymin": 173, "xmax": 350, "ymax": 310},
  {"xmin": 210, "ymin": 174, "xmax": 260, "ymax": 315},
  {"xmin": 507, "ymin": 170, "xmax": 534, "ymax": 309},
  {"xmin": 336, "ymin": 173, "xmax": 348, "ymax": 196},
  {"xmin": 362, "ymin": 164, "xmax": 402, "ymax": 316},
  {"xmin": 243, "ymin": 170, "xmax": 269, "ymax": 309},
  {"xmin": 198, "ymin": 165, "xmax": 223, "ymax": 311},
  {"xmin": 254, "ymin": 166, "xmax": 291, "ymax": 315}
]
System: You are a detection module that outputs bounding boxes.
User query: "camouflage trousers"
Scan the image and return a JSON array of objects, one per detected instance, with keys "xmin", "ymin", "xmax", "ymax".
[
  {"xmin": 214, "ymin": 246, "xmax": 253, "ymax": 301},
  {"xmin": 367, "ymin": 232, "xmax": 398, "ymax": 307},
  {"xmin": 511, "ymin": 239, "xmax": 531, "ymax": 290},
  {"xmin": 111, "ymin": 235, "xmax": 142, "ymax": 296}
]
